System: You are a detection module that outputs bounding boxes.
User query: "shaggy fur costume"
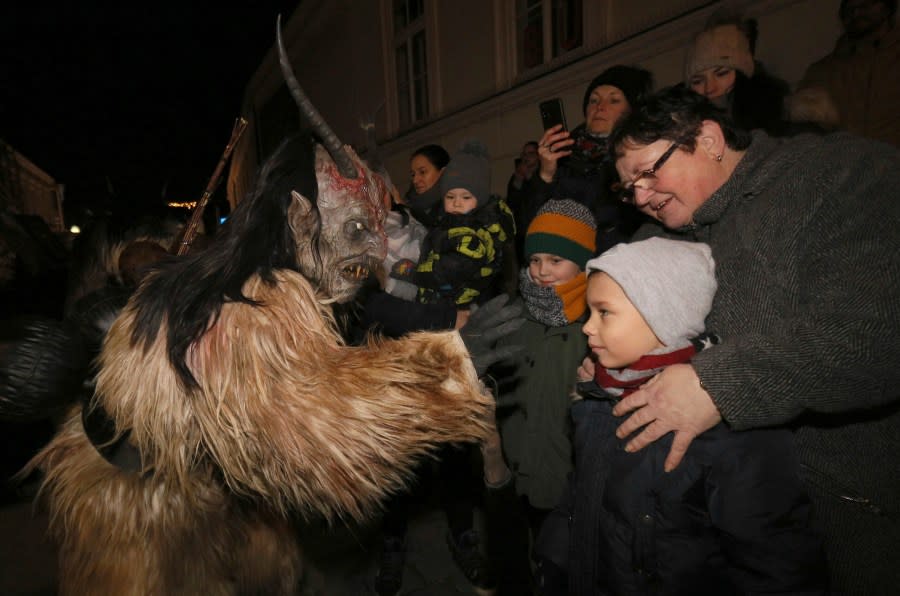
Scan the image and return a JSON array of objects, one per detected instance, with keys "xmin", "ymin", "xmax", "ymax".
[
  {"xmin": 32, "ymin": 271, "xmax": 490, "ymax": 594},
  {"xmin": 25, "ymin": 124, "xmax": 494, "ymax": 594}
]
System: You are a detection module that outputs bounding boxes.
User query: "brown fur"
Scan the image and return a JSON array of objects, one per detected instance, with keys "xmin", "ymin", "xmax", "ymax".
[
  {"xmin": 28, "ymin": 269, "xmax": 491, "ymax": 595},
  {"xmin": 117, "ymin": 240, "xmax": 172, "ymax": 287}
]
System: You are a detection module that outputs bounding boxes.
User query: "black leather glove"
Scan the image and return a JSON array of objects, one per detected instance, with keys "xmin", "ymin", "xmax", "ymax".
[{"xmin": 459, "ymin": 294, "xmax": 525, "ymax": 376}]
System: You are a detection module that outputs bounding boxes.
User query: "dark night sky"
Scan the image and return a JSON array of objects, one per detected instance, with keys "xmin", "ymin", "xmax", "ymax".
[{"xmin": 1, "ymin": 1, "xmax": 298, "ymax": 220}]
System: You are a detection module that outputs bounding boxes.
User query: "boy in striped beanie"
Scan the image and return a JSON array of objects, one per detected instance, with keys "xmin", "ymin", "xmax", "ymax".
[
  {"xmin": 520, "ymin": 199, "xmax": 597, "ymax": 325},
  {"xmin": 490, "ymin": 199, "xmax": 599, "ymax": 589}
]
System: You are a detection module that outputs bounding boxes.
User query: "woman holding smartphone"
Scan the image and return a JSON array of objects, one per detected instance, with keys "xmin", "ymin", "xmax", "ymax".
[{"xmin": 524, "ymin": 65, "xmax": 653, "ymax": 256}]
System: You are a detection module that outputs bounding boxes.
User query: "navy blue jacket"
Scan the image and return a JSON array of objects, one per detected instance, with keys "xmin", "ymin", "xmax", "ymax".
[{"xmin": 539, "ymin": 388, "xmax": 826, "ymax": 596}]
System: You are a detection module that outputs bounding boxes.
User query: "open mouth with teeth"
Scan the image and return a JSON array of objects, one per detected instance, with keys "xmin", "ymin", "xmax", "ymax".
[
  {"xmin": 342, "ymin": 263, "xmax": 371, "ymax": 281},
  {"xmin": 652, "ymin": 197, "xmax": 671, "ymax": 212}
]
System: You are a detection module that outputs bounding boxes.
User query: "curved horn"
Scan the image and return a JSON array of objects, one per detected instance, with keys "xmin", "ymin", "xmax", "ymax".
[{"xmin": 276, "ymin": 15, "xmax": 358, "ymax": 179}]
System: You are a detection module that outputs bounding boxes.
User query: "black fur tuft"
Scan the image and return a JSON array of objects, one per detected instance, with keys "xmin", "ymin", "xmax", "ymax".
[{"xmin": 130, "ymin": 133, "xmax": 320, "ymax": 389}]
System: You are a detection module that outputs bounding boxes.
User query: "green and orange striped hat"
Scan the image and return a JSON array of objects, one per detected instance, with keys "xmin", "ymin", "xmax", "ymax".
[{"xmin": 524, "ymin": 199, "xmax": 597, "ymax": 267}]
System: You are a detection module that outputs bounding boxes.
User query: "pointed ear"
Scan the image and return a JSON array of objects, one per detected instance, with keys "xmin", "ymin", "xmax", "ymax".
[
  {"xmin": 697, "ymin": 120, "xmax": 726, "ymax": 160},
  {"xmin": 288, "ymin": 190, "xmax": 317, "ymax": 236},
  {"xmin": 290, "ymin": 190, "xmax": 312, "ymax": 217}
]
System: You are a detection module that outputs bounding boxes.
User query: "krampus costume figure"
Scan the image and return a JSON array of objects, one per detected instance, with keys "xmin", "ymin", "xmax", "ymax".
[{"xmin": 25, "ymin": 22, "xmax": 517, "ymax": 595}]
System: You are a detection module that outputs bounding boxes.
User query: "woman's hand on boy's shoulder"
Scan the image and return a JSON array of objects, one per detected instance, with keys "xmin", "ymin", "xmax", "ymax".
[{"xmin": 611, "ymin": 364, "xmax": 721, "ymax": 472}]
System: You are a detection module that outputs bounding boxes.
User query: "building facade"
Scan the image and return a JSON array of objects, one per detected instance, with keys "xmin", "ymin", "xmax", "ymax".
[
  {"xmin": 227, "ymin": 0, "xmax": 842, "ymax": 207},
  {"xmin": 0, "ymin": 140, "xmax": 65, "ymax": 233}
]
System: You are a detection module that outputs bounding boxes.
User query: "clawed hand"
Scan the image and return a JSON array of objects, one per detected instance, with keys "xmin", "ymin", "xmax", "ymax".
[{"xmin": 458, "ymin": 294, "xmax": 525, "ymax": 376}]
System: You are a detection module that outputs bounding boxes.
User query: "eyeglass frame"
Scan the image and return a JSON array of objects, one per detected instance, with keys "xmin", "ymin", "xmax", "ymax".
[{"xmin": 614, "ymin": 142, "xmax": 679, "ymax": 204}]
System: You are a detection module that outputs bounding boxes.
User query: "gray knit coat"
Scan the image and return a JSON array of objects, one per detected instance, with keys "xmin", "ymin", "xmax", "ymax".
[{"xmin": 638, "ymin": 130, "xmax": 900, "ymax": 594}]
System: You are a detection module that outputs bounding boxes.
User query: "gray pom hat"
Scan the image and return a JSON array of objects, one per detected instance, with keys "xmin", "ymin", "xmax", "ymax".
[
  {"xmin": 585, "ymin": 238, "xmax": 717, "ymax": 347},
  {"xmin": 439, "ymin": 139, "xmax": 491, "ymax": 204}
]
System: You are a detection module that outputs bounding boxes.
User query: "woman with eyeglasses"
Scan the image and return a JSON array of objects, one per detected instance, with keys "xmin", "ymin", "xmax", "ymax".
[
  {"xmin": 574, "ymin": 84, "xmax": 900, "ymax": 594},
  {"xmin": 522, "ymin": 65, "xmax": 654, "ymax": 258}
]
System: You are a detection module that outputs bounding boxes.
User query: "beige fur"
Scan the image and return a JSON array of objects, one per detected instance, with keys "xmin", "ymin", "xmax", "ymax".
[
  {"xmin": 786, "ymin": 86, "xmax": 840, "ymax": 131},
  {"xmin": 29, "ymin": 269, "xmax": 491, "ymax": 594}
]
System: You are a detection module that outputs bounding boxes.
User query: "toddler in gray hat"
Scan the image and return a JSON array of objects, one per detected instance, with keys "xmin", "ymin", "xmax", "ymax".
[
  {"xmin": 414, "ymin": 139, "xmax": 516, "ymax": 307},
  {"xmin": 533, "ymin": 237, "xmax": 824, "ymax": 595}
]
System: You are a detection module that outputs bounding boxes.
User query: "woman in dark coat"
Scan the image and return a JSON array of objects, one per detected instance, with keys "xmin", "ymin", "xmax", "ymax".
[{"xmin": 519, "ymin": 65, "xmax": 652, "ymax": 258}]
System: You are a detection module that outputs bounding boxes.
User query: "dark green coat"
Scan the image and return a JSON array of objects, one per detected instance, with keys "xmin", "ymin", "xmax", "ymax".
[{"xmin": 494, "ymin": 301, "xmax": 588, "ymax": 509}]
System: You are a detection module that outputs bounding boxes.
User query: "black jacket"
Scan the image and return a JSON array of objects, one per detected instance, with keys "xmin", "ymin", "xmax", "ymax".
[
  {"xmin": 540, "ymin": 389, "xmax": 826, "ymax": 596},
  {"xmin": 359, "ymin": 290, "xmax": 456, "ymax": 339}
]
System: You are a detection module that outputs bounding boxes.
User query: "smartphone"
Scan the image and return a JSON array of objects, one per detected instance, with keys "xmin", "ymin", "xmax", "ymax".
[{"xmin": 539, "ymin": 98, "xmax": 568, "ymax": 132}]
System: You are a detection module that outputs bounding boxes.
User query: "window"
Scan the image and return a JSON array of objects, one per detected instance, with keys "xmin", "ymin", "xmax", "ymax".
[
  {"xmin": 516, "ymin": 0, "xmax": 583, "ymax": 72},
  {"xmin": 393, "ymin": 0, "xmax": 430, "ymax": 127}
]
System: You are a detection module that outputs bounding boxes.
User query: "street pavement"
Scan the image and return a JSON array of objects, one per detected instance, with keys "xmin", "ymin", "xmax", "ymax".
[{"xmin": 0, "ymin": 488, "xmax": 489, "ymax": 595}]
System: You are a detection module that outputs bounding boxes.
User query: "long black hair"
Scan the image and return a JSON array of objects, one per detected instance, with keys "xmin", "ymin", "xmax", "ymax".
[
  {"xmin": 130, "ymin": 133, "xmax": 319, "ymax": 388},
  {"xmin": 410, "ymin": 144, "xmax": 450, "ymax": 170}
]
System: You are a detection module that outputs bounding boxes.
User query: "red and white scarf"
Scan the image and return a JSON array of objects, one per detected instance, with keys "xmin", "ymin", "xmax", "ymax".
[{"xmin": 594, "ymin": 344, "xmax": 697, "ymax": 397}]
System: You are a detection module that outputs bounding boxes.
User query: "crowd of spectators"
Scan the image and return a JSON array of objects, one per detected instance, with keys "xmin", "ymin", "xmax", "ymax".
[
  {"xmin": 358, "ymin": 3, "xmax": 899, "ymax": 594},
  {"xmin": 2, "ymin": 2, "xmax": 897, "ymax": 594}
]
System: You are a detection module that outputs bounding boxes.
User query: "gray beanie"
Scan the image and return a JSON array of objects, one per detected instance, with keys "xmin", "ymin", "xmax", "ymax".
[
  {"xmin": 585, "ymin": 238, "xmax": 716, "ymax": 347},
  {"xmin": 439, "ymin": 139, "xmax": 491, "ymax": 204}
]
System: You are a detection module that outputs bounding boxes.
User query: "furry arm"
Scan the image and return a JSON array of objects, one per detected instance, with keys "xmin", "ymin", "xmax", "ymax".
[{"xmin": 97, "ymin": 270, "xmax": 492, "ymax": 522}]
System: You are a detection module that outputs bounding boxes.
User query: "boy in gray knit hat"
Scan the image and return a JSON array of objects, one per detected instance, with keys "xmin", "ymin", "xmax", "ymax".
[
  {"xmin": 584, "ymin": 237, "xmax": 715, "ymax": 374},
  {"xmin": 534, "ymin": 237, "xmax": 825, "ymax": 595}
]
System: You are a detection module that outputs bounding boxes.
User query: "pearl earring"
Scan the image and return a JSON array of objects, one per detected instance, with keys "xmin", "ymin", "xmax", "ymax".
[{"xmin": 716, "ymin": 154, "xmax": 723, "ymax": 162}]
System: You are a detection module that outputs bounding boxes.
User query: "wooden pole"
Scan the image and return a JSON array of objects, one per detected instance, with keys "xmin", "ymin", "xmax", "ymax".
[{"xmin": 172, "ymin": 116, "xmax": 248, "ymax": 255}]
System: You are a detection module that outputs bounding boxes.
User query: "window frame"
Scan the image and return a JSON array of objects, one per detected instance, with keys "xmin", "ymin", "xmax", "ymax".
[
  {"xmin": 383, "ymin": 0, "xmax": 436, "ymax": 132},
  {"xmin": 514, "ymin": 0, "xmax": 585, "ymax": 74}
]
